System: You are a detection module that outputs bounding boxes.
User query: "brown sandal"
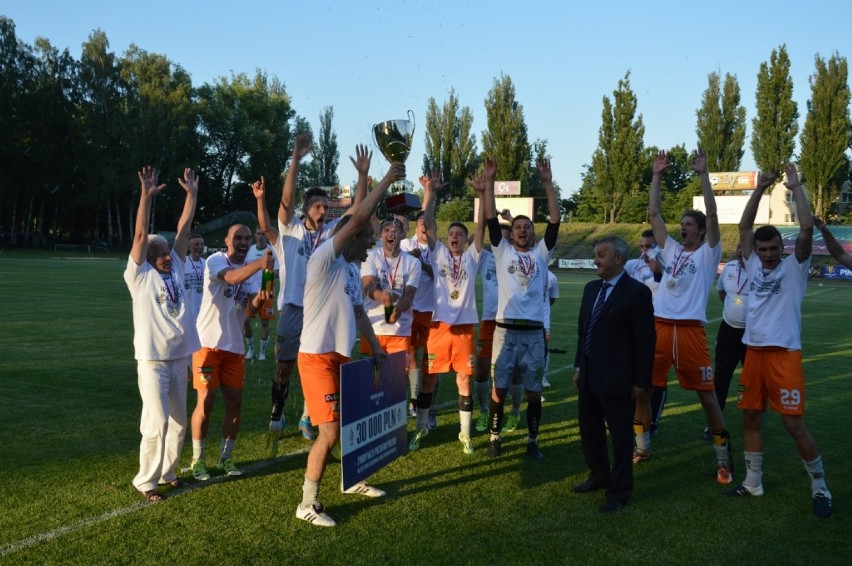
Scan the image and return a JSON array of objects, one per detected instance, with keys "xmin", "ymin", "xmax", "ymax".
[
  {"xmin": 141, "ymin": 489, "xmax": 164, "ymax": 503},
  {"xmin": 158, "ymin": 478, "xmax": 186, "ymax": 489}
]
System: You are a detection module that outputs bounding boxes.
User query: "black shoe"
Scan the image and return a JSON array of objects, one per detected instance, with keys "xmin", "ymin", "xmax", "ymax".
[
  {"xmin": 487, "ymin": 438, "xmax": 502, "ymax": 458},
  {"xmin": 526, "ymin": 441, "xmax": 544, "ymax": 460},
  {"xmin": 600, "ymin": 500, "xmax": 625, "ymax": 513},
  {"xmin": 813, "ymin": 491, "xmax": 833, "ymax": 518},
  {"xmin": 573, "ymin": 480, "xmax": 609, "ymax": 494}
]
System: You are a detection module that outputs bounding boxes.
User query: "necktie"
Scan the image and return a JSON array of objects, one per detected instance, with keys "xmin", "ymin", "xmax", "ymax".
[{"xmin": 584, "ymin": 281, "xmax": 610, "ymax": 355}]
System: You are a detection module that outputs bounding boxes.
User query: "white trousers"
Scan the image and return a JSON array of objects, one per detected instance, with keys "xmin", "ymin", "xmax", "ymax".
[{"xmin": 132, "ymin": 358, "xmax": 188, "ymax": 492}]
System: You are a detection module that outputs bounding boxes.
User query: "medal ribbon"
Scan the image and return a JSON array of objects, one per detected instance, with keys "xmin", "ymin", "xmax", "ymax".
[
  {"xmin": 517, "ymin": 252, "xmax": 533, "ymax": 279},
  {"xmin": 304, "ymin": 222, "xmax": 324, "ymax": 256},
  {"xmin": 162, "ymin": 272, "xmax": 179, "ymax": 305},
  {"xmin": 735, "ymin": 264, "xmax": 748, "ymax": 295},
  {"xmin": 383, "ymin": 253, "xmax": 402, "ymax": 293},
  {"xmin": 671, "ymin": 247, "xmax": 696, "ymax": 279},
  {"xmin": 450, "ymin": 253, "xmax": 463, "ymax": 291}
]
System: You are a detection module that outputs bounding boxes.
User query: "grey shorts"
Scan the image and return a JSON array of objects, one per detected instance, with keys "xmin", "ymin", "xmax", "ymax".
[
  {"xmin": 276, "ymin": 304, "xmax": 304, "ymax": 362},
  {"xmin": 491, "ymin": 326, "xmax": 546, "ymax": 393}
]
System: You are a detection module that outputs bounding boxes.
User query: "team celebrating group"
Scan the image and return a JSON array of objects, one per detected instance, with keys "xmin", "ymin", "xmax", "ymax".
[{"xmin": 124, "ymin": 135, "xmax": 836, "ymax": 526}]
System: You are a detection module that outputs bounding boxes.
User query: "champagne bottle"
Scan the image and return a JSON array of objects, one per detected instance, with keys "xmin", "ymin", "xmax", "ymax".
[{"xmin": 259, "ymin": 252, "xmax": 275, "ymax": 320}]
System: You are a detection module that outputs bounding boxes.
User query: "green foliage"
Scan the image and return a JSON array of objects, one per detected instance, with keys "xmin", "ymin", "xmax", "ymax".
[
  {"xmin": 435, "ymin": 196, "xmax": 474, "ymax": 222},
  {"xmin": 751, "ymin": 45, "xmax": 799, "ymax": 174},
  {"xmin": 422, "ymin": 90, "xmax": 478, "ymax": 204},
  {"xmin": 306, "ymin": 105, "xmax": 340, "ymax": 187},
  {"xmin": 590, "ymin": 71, "xmax": 645, "ymax": 223},
  {"xmin": 799, "ymin": 52, "xmax": 852, "ymax": 219},
  {"xmin": 696, "ymin": 71, "xmax": 747, "ymax": 171},
  {"xmin": 481, "ymin": 74, "xmax": 531, "ymax": 181}
]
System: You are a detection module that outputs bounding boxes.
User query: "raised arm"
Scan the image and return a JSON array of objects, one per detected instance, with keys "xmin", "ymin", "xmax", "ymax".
[
  {"xmin": 349, "ymin": 144, "xmax": 372, "ymax": 210},
  {"xmin": 279, "ymin": 132, "xmax": 313, "ymax": 225},
  {"xmin": 692, "ymin": 148, "xmax": 719, "ymax": 248},
  {"xmin": 482, "ymin": 158, "xmax": 502, "ymax": 247},
  {"xmin": 648, "ymin": 151, "xmax": 669, "ymax": 248},
  {"xmin": 252, "ymin": 176, "xmax": 280, "ymax": 245},
  {"xmin": 785, "ymin": 164, "xmax": 813, "ymax": 264},
  {"xmin": 814, "ymin": 216, "xmax": 852, "ymax": 269},
  {"xmin": 470, "ymin": 170, "xmax": 486, "ymax": 253},
  {"xmin": 130, "ymin": 166, "xmax": 167, "ymax": 266},
  {"xmin": 172, "ymin": 168, "xmax": 199, "ymax": 259},
  {"xmin": 738, "ymin": 171, "xmax": 778, "ymax": 259},
  {"xmin": 538, "ymin": 158, "xmax": 560, "ymax": 250},
  {"xmin": 421, "ymin": 170, "xmax": 446, "ymax": 251}
]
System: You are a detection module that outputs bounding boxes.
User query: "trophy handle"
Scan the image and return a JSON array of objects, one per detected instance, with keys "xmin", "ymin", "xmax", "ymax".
[{"xmin": 407, "ymin": 110, "xmax": 415, "ymax": 133}]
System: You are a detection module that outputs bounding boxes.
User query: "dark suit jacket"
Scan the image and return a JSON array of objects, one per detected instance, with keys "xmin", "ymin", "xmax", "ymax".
[{"xmin": 574, "ymin": 272, "xmax": 655, "ymax": 395}]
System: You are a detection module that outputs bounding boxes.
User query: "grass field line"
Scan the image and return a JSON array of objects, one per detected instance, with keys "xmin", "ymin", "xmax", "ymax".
[{"xmin": 0, "ymin": 445, "xmax": 310, "ymax": 558}]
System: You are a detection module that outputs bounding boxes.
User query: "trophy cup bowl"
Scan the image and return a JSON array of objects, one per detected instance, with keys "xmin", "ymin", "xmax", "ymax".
[{"xmin": 373, "ymin": 110, "xmax": 422, "ymax": 214}]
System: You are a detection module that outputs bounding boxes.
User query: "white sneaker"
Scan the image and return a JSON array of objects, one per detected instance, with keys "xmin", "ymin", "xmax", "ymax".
[
  {"xmin": 542, "ymin": 376, "xmax": 551, "ymax": 387},
  {"xmin": 258, "ymin": 351, "xmax": 266, "ymax": 361},
  {"xmin": 245, "ymin": 346, "xmax": 255, "ymax": 360},
  {"xmin": 343, "ymin": 481, "xmax": 385, "ymax": 497},
  {"xmin": 296, "ymin": 502, "xmax": 336, "ymax": 527}
]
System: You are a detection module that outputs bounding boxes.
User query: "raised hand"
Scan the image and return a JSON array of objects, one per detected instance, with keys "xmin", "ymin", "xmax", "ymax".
[
  {"xmin": 536, "ymin": 158, "xmax": 553, "ymax": 184},
  {"xmin": 177, "ymin": 168, "xmax": 199, "ymax": 196},
  {"xmin": 470, "ymin": 170, "xmax": 486, "ymax": 193},
  {"xmin": 653, "ymin": 151, "xmax": 670, "ymax": 175},
  {"xmin": 427, "ymin": 169, "xmax": 448, "ymax": 193},
  {"xmin": 293, "ymin": 132, "xmax": 313, "ymax": 160},
  {"xmin": 250, "ymin": 176, "xmax": 266, "ymax": 200},
  {"xmin": 138, "ymin": 166, "xmax": 167, "ymax": 199},
  {"xmin": 350, "ymin": 144, "xmax": 372, "ymax": 176},
  {"xmin": 691, "ymin": 147, "xmax": 708, "ymax": 173},
  {"xmin": 484, "ymin": 158, "xmax": 497, "ymax": 180},
  {"xmin": 756, "ymin": 171, "xmax": 778, "ymax": 191},
  {"xmin": 783, "ymin": 163, "xmax": 800, "ymax": 188}
]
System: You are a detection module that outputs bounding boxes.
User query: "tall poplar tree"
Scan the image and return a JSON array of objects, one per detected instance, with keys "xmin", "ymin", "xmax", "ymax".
[
  {"xmin": 422, "ymin": 89, "xmax": 477, "ymax": 202},
  {"xmin": 591, "ymin": 71, "xmax": 645, "ymax": 223},
  {"xmin": 696, "ymin": 71, "xmax": 747, "ymax": 171},
  {"xmin": 481, "ymin": 74, "xmax": 531, "ymax": 183},
  {"xmin": 751, "ymin": 45, "xmax": 799, "ymax": 174},
  {"xmin": 799, "ymin": 52, "xmax": 851, "ymax": 219},
  {"xmin": 312, "ymin": 105, "xmax": 339, "ymax": 187}
]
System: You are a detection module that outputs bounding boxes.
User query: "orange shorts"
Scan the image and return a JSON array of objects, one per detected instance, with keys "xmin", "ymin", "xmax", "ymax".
[
  {"xmin": 426, "ymin": 322, "xmax": 475, "ymax": 375},
  {"xmin": 652, "ymin": 318, "xmax": 713, "ymax": 390},
  {"xmin": 737, "ymin": 347, "xmax": 805, "ymax": 415},
  {"xmin": 410, "ymin": 310, "xmax": 433, "ymax": 350},
  {"xmin": 297, "ymin": 351, "xmax": 350, "ymax": 425},
  {"xmin": 360, "ymin": 335, "xmax": 410, "ymax": 370},
  {"xmin": 192, "ymin": 348, "xmax": 245, "ymax": 390},
  {"xmin": 476, "ymin": 320, "xmax": 497, "ymax": 360}
]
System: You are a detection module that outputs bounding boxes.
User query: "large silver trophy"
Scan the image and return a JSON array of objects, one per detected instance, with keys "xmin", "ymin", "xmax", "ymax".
[{"xmin": 372, "ymin": 110, "xmax": 422, "ymax": 214}]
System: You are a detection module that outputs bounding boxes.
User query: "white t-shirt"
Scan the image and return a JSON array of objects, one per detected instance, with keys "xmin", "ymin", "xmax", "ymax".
[
  {"xmin": 124, "ymin": 250, "xmax": 200, "ymax": 361},
  {"xmin": 431, "ymin": 242, "xmax": 482, "ymax": 326},
  {"xmin": 742, "ymin": 253, "xmax": 810, "ymax": 350},
  {"xmin": 360, "ymin": 248, "xmax": 421, "ymax": 336},
  {"xmin": 479, "ymin": 249, "xmax": 498, "ymax": 321},
  {"xmin": 275, "ymin": 216, "xmax": 338, "ymax": 308},
  {"xmin": 717, "ymin": 260, "xmax": 749, "ymax": 328},
  {"xmin": 183, "ymin": 256, "xmax": 206, "ymax": 323},
  {"xmin": 196, "ymin": 251, "xmax": 253, "ymax": 354},
  {"xmin": 654, "ymin": 236, "xmax": 722, "ymax": 324},
  {"xmin": 624, "ymin": 247, "xmax": 662, "ymax": 293},
  {"xmin": 543, "ymin": 270, "xmax": 559, "ymax": 332},
  {"xmin": 493, "ymin": 238, "xmax": 552, "ymax": 324},
  {"xmin": 245, "ymin": 243, "xmax": 279, "ymax": 293},
  {"xmin": 300, "ymin": 237, "xmax": 364, "ymax": 357},
  {"xmin": 401, "ymin": 236, "xmax": 435, "ymax": 312}
]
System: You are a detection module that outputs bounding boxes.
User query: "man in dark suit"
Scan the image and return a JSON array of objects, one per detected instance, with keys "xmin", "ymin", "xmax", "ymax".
[{"xmin": 572, "ymin": 236, "xmax": 655, "ymax": 513}]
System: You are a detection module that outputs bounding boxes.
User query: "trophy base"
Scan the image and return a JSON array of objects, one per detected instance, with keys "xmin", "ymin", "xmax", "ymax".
[{"xmin": 385, "ymin": 192, "xmax": 422, "ymax": 214}]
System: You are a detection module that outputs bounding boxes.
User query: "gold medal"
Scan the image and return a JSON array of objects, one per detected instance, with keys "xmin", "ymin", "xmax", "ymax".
[
  {"xmin": 518, "ymin": 276, "xmax": 529, "ymax": 287},
  {"xmin": 734, "ymin": 294, "xmax": 743, "ymax": 305},
  {"xmin": 450, "ymin": 290, "xmax": 460, "ymax": 300},
  {"xmin": 666, "ymin": 279, "xmax": 676, "ymax": 289}
]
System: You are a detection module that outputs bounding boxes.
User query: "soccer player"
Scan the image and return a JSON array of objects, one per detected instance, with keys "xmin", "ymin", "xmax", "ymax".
[
  {"xmin": 295, "ymin": 156, "xmax": 405, "ymax": 528},
  {"xmin": 725, "ymin": 164, "xmax": 832, "ymax": 518},
  {"xmin": 125, "ymin": 166, "xmax": 199, "ymax": 502},
  {"xmin": 243, "ymin": 226, "xmax": 279, "ymax": 360},
  {"xmin": 190, "ymin": 224, "xmax": 270, "ymax": 480},
  {"xmin": 409, "ymin": 170, "xmax": 484, "ymax": 454},
  {"xmin": 183, "ymin": 233, "xmax": 206, "ymax": 323},
  {"xmin": 644, "ymin": 149, "xmax": 733, "ymax": 484},
  {"xmin": 360, "ymin": 217, "xmax": 420, "ymax": 399},
  {"xmin": 482, "ymin": 157, "xmax": 560, "ymax": 460}
]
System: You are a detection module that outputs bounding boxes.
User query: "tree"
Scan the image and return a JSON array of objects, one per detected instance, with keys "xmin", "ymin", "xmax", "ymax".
[
  {"xmin": 590, "ymin": 71, "xmax": 645, "ymax": 223},
  {"xmin": 696, "ymin": 71, "xmax": 747, "ymax": 171},
  {"xmin": 752, "ymin": 45, "xmax": 799, "ymax": 174},
  {"xmin": 799, "ymin": 52, "xmax": 851, "ymax": 219},
  {"xmin": 422, "ymin": 89, "xmax": 478, "ymax": 203},
  {"xmin": 481, "ymin": 74, "xmax": 531, "ymax": 183},
  {"xmin": 308, "ymin": 105, "xmax": 339, "ymax": 187}
]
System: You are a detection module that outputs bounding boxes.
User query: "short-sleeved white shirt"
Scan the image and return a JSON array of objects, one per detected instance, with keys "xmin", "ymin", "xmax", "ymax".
[
  {"xmin": 543, "ymin": 270, "xmax": 559, "ymax": 332},
  {"xmin": 360, "ymin": 248, "xmax": 421, "ymax": 336},
  {"xmin": 742, "ymin": 253, "xmax": 809, "ymax": 350},
  {"xmin": 479, "ymin": 249, "xmax": 498, "ymax": 321},
  {"xmin": 717, "ymin": 260, "xmax": 749, "ymax": 328},
  {"xmin": 274, "ymin": 216, "xmax": 338, "ymax": 308},
  {"xmin": 654, "ymin": 236, "xmax": 722, "ymax": 324},
  {"xmin": 624, "ymin": 247, "xmax": 662, "ymax": 293},
  {"xmin": 196, "ymin": 251, "xmax": 253, "ymax": 354},
  {"xmin": 245, "ymin": 243, "xmax": 279, "ymax": 294},
  {"xmin": 493, "ymin": 238, "xmax": 552, "ymax": 324},
  {"xmin": 401, "ymin": 236, "xmax": 435, "ymax": 312},
  {"xmin": 183, "ymin": 256, "xmax": 206, "ymax": 323},
  {"xmin": 300, "ymin": 237, "xmax": 363, "ymax": 357},
  {"xmin": 431, "ymin": 242, "xmax": 482, "ymax": 326},
  {"xmin": 124, "ymin": 250, "xmax": 200, "ymax": 361}
]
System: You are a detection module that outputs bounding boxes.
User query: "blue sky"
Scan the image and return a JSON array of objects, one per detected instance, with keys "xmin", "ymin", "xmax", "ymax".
[{"xmin": 4, "ymin": 0, "xmax": 849, "ymax": 195}]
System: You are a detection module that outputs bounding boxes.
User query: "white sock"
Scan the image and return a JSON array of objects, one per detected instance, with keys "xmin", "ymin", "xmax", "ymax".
[
  {"xmin": 301, "ymin": 475, "xmax": 319, "ymax": 506},
  {"xmin": 744, "ymin": 451, "xmax": 763, "ymax": 488},
  {"xmin": 192, "ymin": 439, "xmax": 205, "ymax": 462},
  {"xmin": 459, "ymin": 410, "xmax": 472, "ymax": 437},
  {"xmin": 260, "ymin": 338, "xmax": 268, "ymax": 352},
  {"xmin": 803, "ymin": 455, "xmax": 829, "ymax": 494}
]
